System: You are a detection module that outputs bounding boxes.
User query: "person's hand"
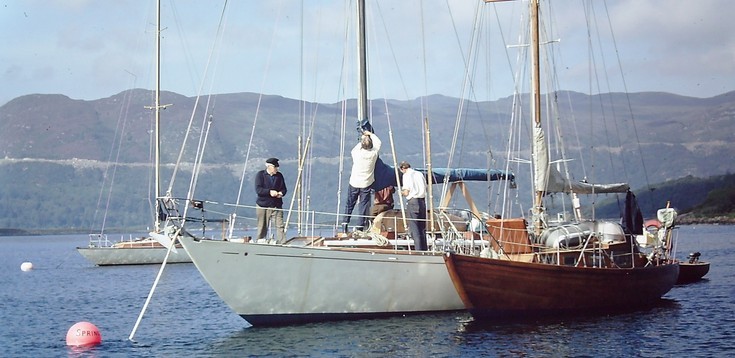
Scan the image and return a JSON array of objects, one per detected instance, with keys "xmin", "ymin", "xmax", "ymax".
[
  {"xmin": 363, "ymin": 130, "xmax": 372, "ymax": 136},
  {"xmin": 270, "ymin": 190, "xmax": 278, "ymax": 197}
]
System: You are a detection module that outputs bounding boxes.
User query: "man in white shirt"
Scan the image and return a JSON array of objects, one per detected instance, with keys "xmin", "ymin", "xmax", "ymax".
[
  {"xmin": 342, "ymin": 130, "xmax": 382, "ymax": 231},
  {"xmin": 399, "ymin": 161, "xmax": 427, "ymax": 250}
]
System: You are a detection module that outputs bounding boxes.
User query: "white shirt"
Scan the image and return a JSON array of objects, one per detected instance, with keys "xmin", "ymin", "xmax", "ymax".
[
  {"xmin": 401, "ymin": 167, "xmax": 426, "ymax": 200},
  {"xmin": 349, "ymin": 133, "xmax": 382, "ymax": 188}
]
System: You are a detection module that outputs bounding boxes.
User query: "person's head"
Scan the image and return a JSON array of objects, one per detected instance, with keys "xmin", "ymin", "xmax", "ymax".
[
  {"xmin": 361, "ymin": 134, "xmax": 373, "ymax": 150},
  {"xmin": 265, "ymin": 157, "xmax": 280, "ymax": 174},
  {"xmin": 399, "ymin": 161, "xmax": 411, "ymax": 173}
]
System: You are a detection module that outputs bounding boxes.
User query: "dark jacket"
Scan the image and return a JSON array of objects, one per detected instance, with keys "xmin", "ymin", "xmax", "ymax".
[{"xmin": 254, "ymin": 169, "xmax": 287, "ymax": 208}]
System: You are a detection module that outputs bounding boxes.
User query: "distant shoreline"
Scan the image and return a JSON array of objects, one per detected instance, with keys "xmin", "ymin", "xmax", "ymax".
[
  {"xmin": 676, "ymin": 214, "xmax": 735, "ymax": 225},
  {"xmin": 3, "ymin": 217, "xmax": 734, "ymax": 237},
  {"xmin": 0, "ymin": 228, "xmax": 30, "ymax": 236},
  {"xmin": 0, "ymin": 228, "xmax": 147, "ymax": 237}
]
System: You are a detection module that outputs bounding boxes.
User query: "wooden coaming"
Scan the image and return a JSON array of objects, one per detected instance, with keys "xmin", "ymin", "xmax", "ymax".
[{"xmin": 486, "ymin": 218, "xmax": 533, "ymax": 254}]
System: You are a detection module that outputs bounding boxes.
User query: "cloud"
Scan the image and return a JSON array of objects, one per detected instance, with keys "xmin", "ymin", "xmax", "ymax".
[{"xmin": 1, "ymin": 0, "xmax": 733, "ymax": 106}]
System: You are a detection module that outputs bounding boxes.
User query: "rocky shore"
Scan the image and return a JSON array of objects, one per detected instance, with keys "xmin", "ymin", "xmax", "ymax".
[{"xmin": 677, "ymin": 213, "xmax": 735, "ymax": 225}]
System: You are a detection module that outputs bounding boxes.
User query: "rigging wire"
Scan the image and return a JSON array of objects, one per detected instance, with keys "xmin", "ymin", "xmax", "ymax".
[
  {"xmin": 332, "ymin": 0, "xmax": 353, "ymax": 229},
  {"xmin": 501, "ymin": 2, "xmax": 533, "ymax": 220},
  {"xmin": 162, "ymin": 1, "xmax": 231, "ymax": 231},
  {"xmin": 283, "ymin": 5, "xmax": 324, "ymax": 235},
  {"xmin": 91, "ymin": 82, "xmax": 137, "ymax": 234},
  {"xmin": 297, "ymin": 0, "xmax": 307, "ymax": 233},
  {"xmin": 88, "ymin": 3, "xmax": 151, "ymax": 233},
  {"xmin": 371, "ymin": 0, "xmax": 409, "ymax": 234},
  {"xmin": 226, "ymin": 1, "xmax": 289, "ymax": 234},
  {"xmin": 600, "ymin": 0, "xmax": 654, "ymax": 204},
  {"xmin": 439, "ymin": 0, "xmax": 482, "ymax": 205}
]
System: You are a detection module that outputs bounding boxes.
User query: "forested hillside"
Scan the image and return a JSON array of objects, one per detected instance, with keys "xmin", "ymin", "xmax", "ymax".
[
  {"xmin": 1, "ymin": 89, "xmax": 734, "ymax": 232},
  {"xmin": 594, "ymin": 173, "xmax": 735, "ymax": 223}
]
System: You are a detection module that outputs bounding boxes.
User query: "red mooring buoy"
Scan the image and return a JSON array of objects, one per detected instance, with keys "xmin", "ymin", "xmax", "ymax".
[{"xmin": 66, "ymin": 321, "xmax": 102, "ymax": 347}]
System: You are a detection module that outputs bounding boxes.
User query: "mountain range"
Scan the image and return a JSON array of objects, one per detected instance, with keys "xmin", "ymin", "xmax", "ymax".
[{"xmin": 1, "ymin": 89, "xmax": 734, "ymax": 232}]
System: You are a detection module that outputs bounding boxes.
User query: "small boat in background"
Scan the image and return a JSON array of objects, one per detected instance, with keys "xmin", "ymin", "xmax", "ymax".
[
  {"xmin": 640, "ymin": 217, "xmax": 710, "ymax": 284},
  {"xmin": 78, "ymin": 234, "xmax": 191, "ymax": 266},
  {"xmin": 76, "ymin": 1, "xmax": 191, "ymax": 266},
  {"xmin": 677, "ymin": 251, "xmax": 710, "ymax": 284}
]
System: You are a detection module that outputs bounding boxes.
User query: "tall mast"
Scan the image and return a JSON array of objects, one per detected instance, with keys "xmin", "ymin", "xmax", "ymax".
[
  {"xmin": 531, "ymin": 0, "xmax": 541, "ymax": 130},
  {"xmin": 530, "ymin": 0, "xmax": 545, "ymax": 233},
  {"xmin": 153, "ymin": 1, "xmax": 162, "ymax": 232},
  {"xmin": 356, "ymin": 0, "xmax": 369, "ymax": 132}
]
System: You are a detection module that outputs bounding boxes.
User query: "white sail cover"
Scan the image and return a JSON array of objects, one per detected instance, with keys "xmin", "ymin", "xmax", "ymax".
[
  {"xmin": 534, "ymin": 126, "xmax": 629, "ymax": 194},
  {"xmin": 533, "ymin": 126, "xmax": 549, "ymax": 193}
]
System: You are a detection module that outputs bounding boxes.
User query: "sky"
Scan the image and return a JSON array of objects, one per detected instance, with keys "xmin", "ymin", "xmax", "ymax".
[{"xmin": 1, "ymin": 0, "xmax": 734, "ymax": 106}]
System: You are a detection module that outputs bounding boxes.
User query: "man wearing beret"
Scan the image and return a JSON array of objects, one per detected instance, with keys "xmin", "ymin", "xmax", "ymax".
[{"xmin": 254, "ymin": 157, "xmax": 288, "ymax": 244}]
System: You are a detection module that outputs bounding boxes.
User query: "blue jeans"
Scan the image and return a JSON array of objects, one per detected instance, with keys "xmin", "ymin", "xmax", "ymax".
[
  {"xmin": 343, "ymin": 185, "xmax": 372, "ymax": 229},
  {"xmin": 406, "ymin": 198, "xmax": 427, "ymax": 250}
]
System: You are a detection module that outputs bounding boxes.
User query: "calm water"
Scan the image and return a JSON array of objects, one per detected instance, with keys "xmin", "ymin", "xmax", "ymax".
[{"xmin": 1, "ymin": 225, "xmax": 733, "ymax": 357}]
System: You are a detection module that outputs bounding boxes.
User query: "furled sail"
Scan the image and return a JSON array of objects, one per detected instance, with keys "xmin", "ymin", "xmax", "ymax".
[
  {"xmin": 421, "ymin": 167, "xmax": 514, "ymax": 183},
  {"xmin": 372, "ymin": 158, "xmax": 515, "ymax": 191},
  {"xmin": 545, "ymin": 166, "xmax": 629, "ymax": 194},
  {"xmin": 533, "ymin": 126, "xmax": 549, "ymax": 194},
  {"xmin": 533, "ymin": 126, "xmax": 628, "ymax": 195}
]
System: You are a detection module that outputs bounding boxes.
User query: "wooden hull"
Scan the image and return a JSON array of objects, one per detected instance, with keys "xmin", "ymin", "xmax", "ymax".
[
  {"xmin": 677, "ymin": 261, "xmax": 710, "ymax": 284},
  {"xmin": 444, "ymin": 253, "xmax": 679, "ymax": 319}
]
